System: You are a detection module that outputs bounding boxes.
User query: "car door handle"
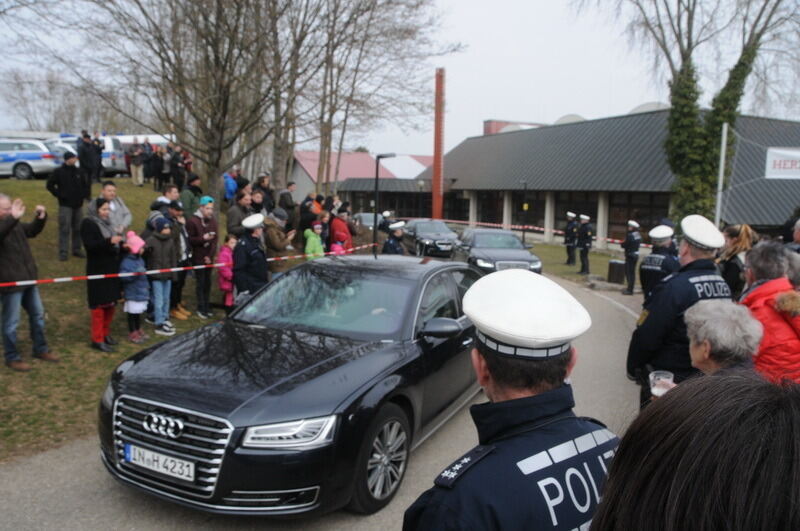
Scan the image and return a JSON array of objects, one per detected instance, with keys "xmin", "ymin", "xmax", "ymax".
[{"xmin": 461, "ymin": 337, "xmax": 474, "ymax": 347}]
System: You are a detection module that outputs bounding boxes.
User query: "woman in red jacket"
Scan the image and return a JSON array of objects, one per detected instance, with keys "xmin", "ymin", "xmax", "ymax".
[{"xmin": 741, "ymin": 242, "xmax": 800, "ymax": 382}]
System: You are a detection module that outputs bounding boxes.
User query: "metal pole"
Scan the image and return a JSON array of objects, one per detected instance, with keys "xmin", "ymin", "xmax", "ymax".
[
  {"xmin": 714, "ymin": 122, "xmax": 728, "ymax": 227},
  {"xmin": 522, "ymin": 182, "xmax": 527, "ymax": 244},
  {"xmin": 373, "ymin": 157, "xmax": 379, "ymax": 258}
]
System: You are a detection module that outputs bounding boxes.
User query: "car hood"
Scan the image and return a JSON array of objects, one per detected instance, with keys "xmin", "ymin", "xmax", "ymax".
[
  {"xmin": 116, "ymin": 321, "xmax": 409, "ymax": 426},
  {"xmin": 417, "ymin": 231, "xmax": 457, "ymax": 241},
  {"xmin": 471, "ymin": 248, "xmax": 538, "ymax": 262}
]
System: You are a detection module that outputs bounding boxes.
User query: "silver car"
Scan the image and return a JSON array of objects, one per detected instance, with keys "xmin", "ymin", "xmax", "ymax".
[{"xmin": 0, "ymin": 138, "xmax": 61, "ymax": 179}]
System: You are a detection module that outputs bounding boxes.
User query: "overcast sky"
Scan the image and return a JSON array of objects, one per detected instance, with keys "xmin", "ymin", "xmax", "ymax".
[{"xmin": 358, "ymin": 0, "xmax": 669, "ymax": 156}]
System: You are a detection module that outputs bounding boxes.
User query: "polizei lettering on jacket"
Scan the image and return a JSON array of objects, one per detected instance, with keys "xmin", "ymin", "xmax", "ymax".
[
  {"xmin": 689, "ymin": 275, "xmax": 731, "ymax": 299},
  {"xmin": 516, "ymin": 428, "xmax": 617, "ymax": 528}
]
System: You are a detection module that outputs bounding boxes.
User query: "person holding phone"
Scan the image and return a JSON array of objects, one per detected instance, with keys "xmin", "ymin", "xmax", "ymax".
[{"xmin": 186, "ymin": 196, "xmax": 219, "ymax": 318}]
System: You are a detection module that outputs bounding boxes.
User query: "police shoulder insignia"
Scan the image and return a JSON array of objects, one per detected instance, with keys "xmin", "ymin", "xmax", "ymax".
[
  {"xmin": 434, "ymin": 445, "xmax": 495, "ymax": 489},
  {"xmin": 636, "ymin": 309, "xmax": 649, "ymax": 326}
]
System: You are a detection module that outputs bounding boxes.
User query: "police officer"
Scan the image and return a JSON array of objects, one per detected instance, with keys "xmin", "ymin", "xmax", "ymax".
[
  {"xmin": 577, "ymin": 214, "xmax": 593, "ymax": 275},
  {"xmin": 639, "ymin": 225, "xmax": 680, "ymax": 303},
  {"xmin": 378, "ymin": 210, "xmax": 394, "ymax": 235},
  {"xmin": 563, "ymin": 211, "xmax": 577, "ymax": 265},
  {"xmin": 382, "ymin": 221, "xmax": 406, "ymax": 255},
  {"xmin": 621, "ymin": 220, "xmax": 642, "ymax": 295},
  {"xmin": 233, "ymin": 213, "xmax": 269, "ymax": 299},
  {"xmin": 404, "ymin": 270, "xmax": 619, "ymax": 531},
  {"xmin": 626, "ymin": 215, "xmax": 731, "ymax": 408}
]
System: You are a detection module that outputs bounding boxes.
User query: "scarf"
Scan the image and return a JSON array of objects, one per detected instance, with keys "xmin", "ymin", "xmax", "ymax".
[{"xmin": 87, "ymin": 205, "xmax": 116, "ymax": 240}]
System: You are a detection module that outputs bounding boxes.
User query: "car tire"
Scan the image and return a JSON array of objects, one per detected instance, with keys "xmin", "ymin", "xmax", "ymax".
[
  {"xmin": 348, "ymin": 403, "xmax": 410, "ymax": 515},
  {"xmin": 13, "ymin": 163, "xmax": 33, "ymax": 180},
  {"xmin": 415, "ymin": 243, "xmax": 425, "ymax": 257}
]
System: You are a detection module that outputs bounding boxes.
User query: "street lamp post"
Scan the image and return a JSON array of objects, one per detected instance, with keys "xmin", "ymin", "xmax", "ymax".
[
  {"xmin": 373, "ymin": 153, "xmax": 396, "ymax": 258},
  {"xmin": 417, "ymin": 179, "xmax": 425, "ymax": 217}
]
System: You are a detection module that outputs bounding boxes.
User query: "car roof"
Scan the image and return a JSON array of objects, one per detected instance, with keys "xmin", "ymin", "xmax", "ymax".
[
  {"xmin": 308, "ymin": 254, "xmax": 467, "ymax": 280},
  {"xmin": 467, "ymin": 228, "xmax": 517, "ymax": 235}
]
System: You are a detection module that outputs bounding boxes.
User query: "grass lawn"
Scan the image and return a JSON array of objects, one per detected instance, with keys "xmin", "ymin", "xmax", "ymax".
[{"xmin": 0, "ymin": 178, "xmax": 622, "ymax": 462}]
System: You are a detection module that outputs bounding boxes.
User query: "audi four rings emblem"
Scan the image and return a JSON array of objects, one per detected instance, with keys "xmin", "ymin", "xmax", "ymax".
[{"xmin": 142, "ymin": 412, "xmax": 184, "ymax": 439}]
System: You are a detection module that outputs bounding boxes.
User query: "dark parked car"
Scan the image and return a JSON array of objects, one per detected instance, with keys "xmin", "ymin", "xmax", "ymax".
[
  {"xmin": 453, "ymin": 228, "xmax": 542, "ymax": 274},
  {"xmin": 403, "ymin": 219, "xmax": 459, "ymax": 257},
  {"xmin": 99, "ymin": 256, "xmax": 482, "ymax": 516},
  {"xmin": 352, "ymin": 212, "xmax": 383, "ymax": 230}
]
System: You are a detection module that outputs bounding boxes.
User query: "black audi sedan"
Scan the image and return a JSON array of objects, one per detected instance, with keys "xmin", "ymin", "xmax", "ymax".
[
  {"xmin": 403, "ymin": 218, "xmax": 459, "ymax": 257},
  {"xmin": 452, "ymin": 228, "xmax": 543, "ymax": 274},
  {"xmin": 98, "ymin": 256, "xmax": 482, "ymax": 516}
]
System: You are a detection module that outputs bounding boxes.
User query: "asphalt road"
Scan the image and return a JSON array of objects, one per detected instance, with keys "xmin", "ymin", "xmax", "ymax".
[{"xmin": 0, "ymin": 276, "xmax": 640, "ymax": 531}]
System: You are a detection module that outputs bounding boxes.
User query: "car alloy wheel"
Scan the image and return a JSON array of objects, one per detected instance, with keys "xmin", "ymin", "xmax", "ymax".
[
  {"xmin": 348, "ymin": 403, "xmax": 410, "ymax": 514},
  {"xmin": 13, "ymin": 163, "xmax": 33, "ymax": 180}
]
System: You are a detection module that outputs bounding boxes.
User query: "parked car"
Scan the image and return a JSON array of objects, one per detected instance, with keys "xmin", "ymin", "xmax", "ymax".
[
  {"xmin": 453, "ymin": 228, "xmax": 543, "ymax": 274},
  {"xmin": 0, "ymin": 138, "xmax": 61, "ymax": 179},
  {"xmin": 352, "ymin": 212, "xmax": 384, "ymax": 230},
  {"xmin": 99, "ymin": 255, "xmax": 483, "ymax": 516},
  {"xmin": 47, "ymin": 135, "xmax": 127, "ymax": 176},
  {"xmin": 403, "ymin": 218, "xmax": 460, "ymax": 257}
]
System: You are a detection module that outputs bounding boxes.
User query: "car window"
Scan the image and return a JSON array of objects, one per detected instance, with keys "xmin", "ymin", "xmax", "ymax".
[
  {"xmin": 16, "ymin": 143, "xmax": 40, "ymax": 151},
  {"xmin": 416, "ymin": 221, "xmax": 451, "ymax": 234},
  {"xmin": 473, "ymin": 233, "xmax": 524, "ymax": 249},
  {"xmin": 451, "ymin": 269, "xmax": 481, "ymax": 304},
  {"xmin": 112, "ymin": 138, "xmax": 122, "ymax": 150},
  {"xmin": 0, "ymin": 142, "xmax": 15, "ymax": 150},
  {"xmin": 416, "ymin": 272, "xmax": 458, "ymax": 334}
]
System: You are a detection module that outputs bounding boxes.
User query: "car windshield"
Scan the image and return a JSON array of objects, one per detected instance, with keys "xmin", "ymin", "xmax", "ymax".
[
  {"xmin": 235, "ymin": 264, "xmax": 415, "ymax": 340},
  {"xmin": 416, "ymin": 221, "xmax": 451, "ymax": 234},
  {"xmin": 473, "ymin": 233, "xmax": 524, "ymax": 249}
]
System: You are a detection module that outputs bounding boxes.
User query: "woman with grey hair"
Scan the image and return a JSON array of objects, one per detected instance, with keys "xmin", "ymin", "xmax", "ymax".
[{"xmin": 684, "ymin": 299, "xmax": 763, "ymax": 374}]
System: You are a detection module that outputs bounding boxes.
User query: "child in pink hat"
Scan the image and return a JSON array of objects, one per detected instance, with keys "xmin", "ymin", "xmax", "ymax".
[{"xmin": 119, "ymin": 231, "xmax": 150, "ymax": 343}]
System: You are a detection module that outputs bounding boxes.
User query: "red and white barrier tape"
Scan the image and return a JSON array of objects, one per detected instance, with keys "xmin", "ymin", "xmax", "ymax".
[
  {"xmin": 414, "ymin": 218, "xmax": 653, "ymax": 249},
  {"xmin": 0, "ymin": 243, "xmax": 377, "ymax": 288}
]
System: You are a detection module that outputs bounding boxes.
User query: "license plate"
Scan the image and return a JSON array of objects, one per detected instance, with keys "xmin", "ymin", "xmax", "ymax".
[
  {"xmin": 437, "ymin": 244, "xmax": 451, "ymax": 249},
  {"xmin": 124, "ymin": 444, "xmax": 195, "ymax": 482}
]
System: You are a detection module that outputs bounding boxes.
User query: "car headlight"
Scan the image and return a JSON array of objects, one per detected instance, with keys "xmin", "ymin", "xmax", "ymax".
[
  {"xmin": 422, "ymin": 239, "xmax": 433, "ymax": 245},
  {"xmin": 476, "ymin": 258, "xmax": 495, "ymax": 268},
  {"xmin": 530, "ymin": 260, "xmax": 542, "ymax": 269},
  {"xmin": 101, "ymin": 381, "xmax": 115, "ymax": 409},
  {"xmin": 242, "ymin": 415, "xmax": 337, "ymax": 449}
]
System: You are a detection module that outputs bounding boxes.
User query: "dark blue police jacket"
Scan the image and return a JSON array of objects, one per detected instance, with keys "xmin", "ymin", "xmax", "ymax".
[
  {"xmin": 403, "ymin": 385, "xmax": 618, "ymax": 531},
  {"xmin": 577, "ymin": 223, "xmax": 593, "ymax": 249},
  {"xmin": 564, "ymin": 220, "xmax": 578, "ymax": 246},
  {"xmin": 626, "ymin": 258, "xmax": 731, "ymax": 379},
  {"xmin": 382, "ymin": 236, "xmax": 405, "ymax": 255},
  {"xmin": 639, "ymin": 247, "xmax": 680, "ymax": 304},
  {"xmin": 622, "ymin": 230, "xmax": 641, "ymax": 257}
]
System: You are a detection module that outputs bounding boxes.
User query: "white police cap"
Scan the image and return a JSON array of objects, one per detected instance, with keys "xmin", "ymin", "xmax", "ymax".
[
  {"xmin": 680, "ymin": 214, "xmax": 724, "ymax": 250},
  {"xmin": 389, "ymin": 221, "xmax": 405, "ymax": 230},
  {"xmin": 580, "ymin": 214, "xmax": 590, "ymax": 221},
  {"xmin": 382, "ymin": 210, "xmax": 392, "ymax": 218},
  {"xmin": 649, "ymin": 224, "xmax": 674, "ymax": 241},
  {"xmin": 566, "ymin": 211, "xmax": 576, "ymax": 218},
  {"xmin": 463, "ymin": 270, "xmax": 591, "ymax": 359},
  {"xmin": 242, "ymin": 213, "xmax": 265, "ymax": 229},
  {"xmin": 627, "ymin": 220, "xmax": 640, "ymax": 228}
]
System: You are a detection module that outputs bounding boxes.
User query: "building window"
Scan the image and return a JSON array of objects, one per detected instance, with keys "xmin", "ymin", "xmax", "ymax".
[
  {"xmin": 554, "ymin": 192, "xmax": 599, "ymax": 232},
  {"xmin": 511, "ymin": 190, "xmax": 545, "ymax": 228},
  {"xmin": 608, "ymin": 192, "xmax": 671, "ymax": 240}
]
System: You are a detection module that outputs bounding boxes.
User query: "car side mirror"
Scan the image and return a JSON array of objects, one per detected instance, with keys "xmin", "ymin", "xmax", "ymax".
[
  {"xmin": 524, "ymin": 243, "xmax": 533, "ymax": 249},
  {"xmin": 420, "ymin": 317, "xmax": 462, "ymax": 339}
]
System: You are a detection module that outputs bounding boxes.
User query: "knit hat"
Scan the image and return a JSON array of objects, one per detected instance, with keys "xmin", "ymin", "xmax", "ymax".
[
  {"xmin": 271, "ymin": 207, "xmax": 288, "ymax": 221},
  {"xmin": 154, "ymin": 217, "xmax": 171, "ymax": 232},
  {"xmin": 125, "ymin": 231, "xmax": 145, "ymax": 254},
  {"xmin": 312, "ymin": 221, "xmax": 323, "ymax": 229},
  {"xmin": 63, "ymin": 151, "xmax": 76, "ymax": 161}
]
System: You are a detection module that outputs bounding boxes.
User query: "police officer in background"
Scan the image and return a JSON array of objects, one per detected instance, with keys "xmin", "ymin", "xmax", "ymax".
[
  {"xmin": 563, "ymin": 211, "xmax": 578, "ymax": 265},
  {"xmin": 233, "ymin": 214, "xmax": 269, "ymax": 300},
  {"xmin": 627, "ymin": 215, "xmax": 731, "ymax": 408},
  {"xmin": 621, "ymin": 220, "xmax": 641, "ymax": 295},
  {"xmin": 639, "ymin": 225, "xmax": 680, "ymax": 303},
  {"xmin": 404, "ymin": 270, "xmax": 619, "ymax": 531},
  {"xmin": 576, "ymin": 214, "xmax": 593, "ymax": 275},
  {"xmin": 382, "ymin": 221, "xmax": 406, "ymax": 255}
]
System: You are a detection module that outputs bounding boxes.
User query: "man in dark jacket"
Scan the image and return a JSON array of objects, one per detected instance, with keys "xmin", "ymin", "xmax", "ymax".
[
  {"xmin": 278, "ymin": 182, "xmax": 298, "ymax": 231},
  {"xmin": 166, "ymin": 201, "xmax": 192, "ymax": 320},
  {"xmin": 564, "ymin": 211, "xmax": 578, "ymax": 265},
  {"xmin": 234, "ymin": 214, "xmax": 269, "ymax": 296},
  {"xmin": 382, "ymin": 222, "xmax": 406, "ymax": 255},
  {"xmin": 627, "ymin": 215, "xmax": 730, "ymax": 408},
  {"xmin": 0, "ymin": 195, "xmax": 59, "ymax": 371},
  {"xmin": 227, "ymin": 190, "xmax": 253, "ymax": 237},
  {"xmin": 77, "ymin": 133, "xmax": 98, "ymax": 183},
  {"xmin": 46, "ymin": 151, "xmax": 90, "ymax": 260},
  {"xmin": 186, "ymin": 197, "xmax": 218, "ymax": 318},
  {"xmin": 576, "ymin": 214, "xmax": 593, "ymax": 274},
  {"xmin": 639, "ymin": 225, "xmax": 680, "ymax": 304},
  {"xmin": 171, "ymin": 145, "xmax": 186, "ymax": 190},
  {"xmin": 621, "ymin": 220, "xmax": 642, "ymax": 295},
  {"xmin": 91, "ymin": 132, "xmax": 104, "ymax": 183}
]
